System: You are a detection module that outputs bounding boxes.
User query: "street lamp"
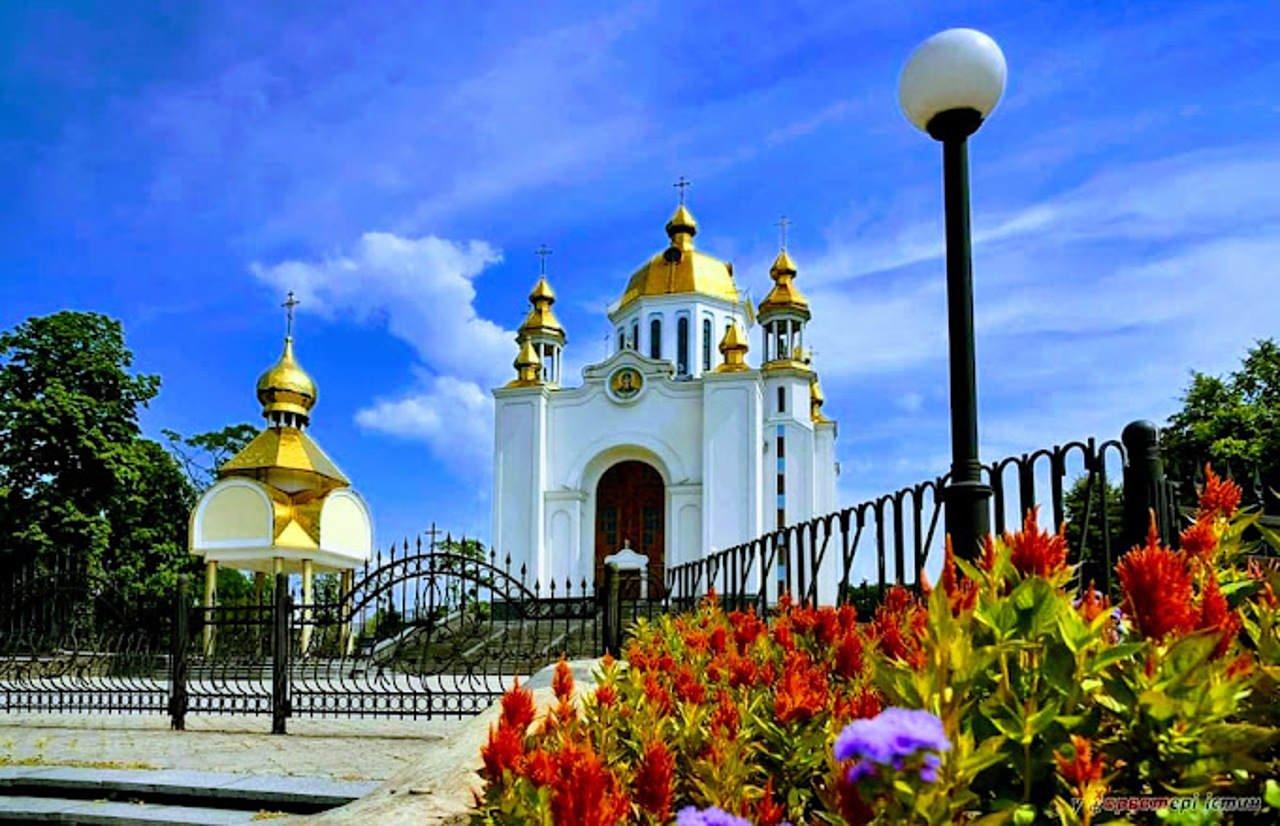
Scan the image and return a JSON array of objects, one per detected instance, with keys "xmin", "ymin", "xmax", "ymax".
[{"xmin": 899, "ymin": 28, "xmax": 1007, "ymax": 558}]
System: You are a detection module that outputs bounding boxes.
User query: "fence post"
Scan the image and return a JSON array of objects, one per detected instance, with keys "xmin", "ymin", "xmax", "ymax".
[
  {"xmin": 271, "ymin": 572, "xmax": 291, "ymax": 735},
  {"xmin": 1122, "ymin": 420, "xmax": 1170, "ymax": 552},
  {"xmin": 169, "ymin": 575, "xmax": 189, "ymax": 731},
  {"xmin": 601, "ymin": 563, "xmax": 621, "ymax": 657}
]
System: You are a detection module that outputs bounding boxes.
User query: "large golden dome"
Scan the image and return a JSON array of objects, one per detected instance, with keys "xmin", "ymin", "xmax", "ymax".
[
  {"xmin": 616, "ymin": 204, "xmax": 739, "ymax": 312},
  {"xmin": 256, "ymin": 337, "xmax": 317, "ymax": 420}
]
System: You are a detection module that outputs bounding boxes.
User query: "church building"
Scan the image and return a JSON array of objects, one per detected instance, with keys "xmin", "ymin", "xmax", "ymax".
[{"xmin": 491, "ymin": 198, "xmax": 838, "ymax": 590}]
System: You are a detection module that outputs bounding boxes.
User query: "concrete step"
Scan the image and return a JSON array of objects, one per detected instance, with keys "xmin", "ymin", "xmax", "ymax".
[
  {"xmin": 0, "ymin": 795, "xmax": 262, "ymax": 824},
  {"xmin": 0, "ymin": 766, "xmax": 379, "ymax": 822}
]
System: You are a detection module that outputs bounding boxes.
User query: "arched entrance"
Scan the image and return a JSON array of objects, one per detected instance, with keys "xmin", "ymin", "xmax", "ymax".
[{"xmin": 594, "ymin": 460, "xmax": 664, "ymax": 589}]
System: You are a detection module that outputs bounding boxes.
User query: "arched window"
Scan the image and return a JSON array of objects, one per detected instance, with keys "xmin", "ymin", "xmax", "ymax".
[
  {"xmin": 617, "ymin": 329, "xmax": 625, "ymax": 352},
  {"xmin": 677, "ymin": 317, "xmax": 689, "ymax": 376},
  {"xmin": 702, "ymin": 318, "xmax": 712, "ymax": 371},
  {"xmin": 650, "ymin": 318, "xmax": 662, "ymax": 359}
]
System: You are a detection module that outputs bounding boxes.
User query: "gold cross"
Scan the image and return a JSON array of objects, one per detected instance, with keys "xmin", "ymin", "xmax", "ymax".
[
  {"xmin": 674, "ymin": 176, "xmax": 691, "ymax": 205},
  {"xmin": 282, "ymin": 291, "xmax": 299, "ymax": 338},
  {"xmin": 776, "ymin": 215, "xmax": 791, "ymax": 250},
  {"xmin": 534, "ymin": 244, "xmax": 553, "ymax": 276}
]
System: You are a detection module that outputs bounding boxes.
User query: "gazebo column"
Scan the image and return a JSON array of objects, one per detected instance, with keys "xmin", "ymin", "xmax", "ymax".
[
  {"xmin": 202, "ymin": 560, "xmax": 218, "ymax": 655},
  {"xmin": 301, "ymin": 559, "xmax": 314, "ymax": 654},
  {"xmin": 254, "ymin": 572, "xmax": 266, "ymax": 604},
  {"xmin": 340, "ymin": 569, "xmax": 354, "ymax": 655}
]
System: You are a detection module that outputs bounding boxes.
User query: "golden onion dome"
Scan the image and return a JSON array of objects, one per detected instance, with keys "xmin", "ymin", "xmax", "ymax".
[
  {"xmin": 716, "ymin": 322, "xmax": 750, "ymax": 372},
  {"xmin": 256, "ymin": 337, "xmax": 317, "ymax": 421},
  {"xmin": 810, "ymin": 376, "xmax": 831, "ymax": 423},
  {"xmin": 506, "ymin": 338, "xmax": 544, "ymax": 388},
  {"xmin": 519, "ymin": 276, "xmax": 566, "ymax": 340},
  {"xmin": 757, "ymin": 248, "xmax": 811, "ymax": 320},
  {"xmin": 616, "ymin": 204, "xmax": 739, "ymax": 312}
]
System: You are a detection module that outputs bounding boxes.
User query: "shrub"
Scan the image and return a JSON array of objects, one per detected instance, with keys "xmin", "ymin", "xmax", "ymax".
[{"xmin": 471, "ymin": 468, "xmax": 1280, "ymax": 824}]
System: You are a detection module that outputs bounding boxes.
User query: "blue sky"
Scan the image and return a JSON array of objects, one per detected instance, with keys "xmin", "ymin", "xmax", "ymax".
[{"xmin": 3, "ymin": 1, "xmax": 1279, "ymax": 555}]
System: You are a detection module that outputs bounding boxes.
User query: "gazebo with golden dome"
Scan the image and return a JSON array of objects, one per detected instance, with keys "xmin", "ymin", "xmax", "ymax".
[{"xmin": 188, "ymin": 296, "xmax": 373, "ymax": 626}]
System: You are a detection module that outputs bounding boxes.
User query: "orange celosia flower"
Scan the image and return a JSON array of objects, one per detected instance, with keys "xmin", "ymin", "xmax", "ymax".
[
  {"xmin": 814, "ymin": 606, "xmax": 842, "ymax": 645},
  {"xmin": 709, "ymin": 625, "xmax": 728, "ymax": 654},
  {"xmin": 871, "ymin": 586, "xmax": 927, "ymax": 669},
  {"xmin": 751, "ymin": 779, "xmax": 787, "ymax": 826},
  {"xmin": 600, "ymin": 652, "xmax": 615, "ymax": 669},
  {"xmin": 1180, "ymin": 516, "xmax": 1219, "ymax": 564},
  {"xmin": 729, "ymin": 609, "xmax": 766, "ymax": 652},
  {"xmin": 633, "ymin": 740, "xmax": 675, "ymax": 821},
  {"xmin": 729, "ymin": 654, "xmax": 758, "ymax": 689},
  {"xmin": 594, "ymin": 684, "xmax": 617, "ymax": 708},
  {"xmin": 1006, "ymin": 508, "xmax": 1069, "ymax": 579},
  {"xmin": 518, "ymin": 748, "xmax": 556, "ymax": 786},
  {"xmin": 548, "ymin": 741, "xmax": 630, "ymax": 826},
  {"xmin": 1227, "ymin": 652, "xmax": 1254, "ymax": 679},
  {"xmin": 480, "ymin": 722, "xmax": 524, "ymax": 780},
  {"xmin": 834, "ymin": 629, "xmax": 864, "ymax": 679},
  {"xmin": 941, "ymin": 536, "xmax": 978, "ymax": 614},
  {"xmin": 774, "ymin": 651, "xmax": 829, "ymax": 724},
  {"xmin": 1054, "ymin": 734, "xmax": 1106, "ymax": 788},
  {"xmin": 1198, "ymin": 575, "xmax": 1241, "ymax": 658},
  {"xmin": 773, "ymin": 618, "xmax": 795, "ymax": 651},
  {"xmin": 978, "ymin": 535, "xmax": 999, "ymax": 573},
  {"xmin": 500, "ymin": 679, "xmax": 536, "ymax": 731},
  {"xmin": 1198, "ymin": 465, "xmax": 1243, "ymax": 520},
  {"xmin": 643, "ymin": 673, "xmax": 672, "ymax": 717},
  {"xmin": 1116, "ymin": 518, "xmax": 1197, "ymax": 641},
  {"xmin": 552, "ymin": 659, "xmax": 574, "ymax": 702},
  {"xmin": 710, "ymin": 688, "xmax": 740, "ymax": 737},
  {"xmin": 674, "ymin": 665, "xmax": 707, "ymax": 705},
  {"xmin": 1076, "ymin": 580, "xmax": 1111, "ymax": 624}
]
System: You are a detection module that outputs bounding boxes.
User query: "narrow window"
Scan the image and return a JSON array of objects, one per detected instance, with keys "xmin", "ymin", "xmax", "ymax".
[
  {"xmin": 650, "ymin": 319, "xmax": 662, "ymax": 359},
  {"xmin": 617, "ymin": 330, "xmax": 624, "ymax": 352},
  {"xmin": 632, "ymin": 321, "xmax": 639, "ymax": 351},
  {"xmin": 778, "ymin": 387, "xmax": 786, "ymax": 413},
  {"xmin": 677, "ymin": 317, "xmax": 689, "ymax": 375},
  {"xmin": 702, "ymin": 319, "xmax": 712, "ymax": 370},
  {"xmin": 776, "ymin": 435, "xmax": 785, "ymax": 458}
]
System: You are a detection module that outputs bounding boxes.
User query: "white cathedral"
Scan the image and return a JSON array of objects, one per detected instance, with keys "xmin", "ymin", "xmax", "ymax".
[{"xmin": 491, "ymin": 200, "xmax": 838, "ymax": 590}]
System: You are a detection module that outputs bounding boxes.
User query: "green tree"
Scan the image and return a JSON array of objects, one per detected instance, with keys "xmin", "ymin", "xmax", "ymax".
[
  {"xmin": 0, "ymin": 312, "xmax": 161, "ymax": 579},
  {"xmin": 1162, "ymin": 339, "xmax": 1280, "ymax": 512},
  {"xmin": 1061, "ymin": 475, "xmax": 1124, "ymax": 589},
  {"xmin": 162, "ymin": 423, "xmax": 258, "ymax": 490}
]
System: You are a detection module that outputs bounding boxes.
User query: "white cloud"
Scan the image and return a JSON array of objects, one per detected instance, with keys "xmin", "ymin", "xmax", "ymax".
[
  {"xmin": 355, "ymin": 376, "xmax": 494, "ymax": 475},
  {"xmin": 252, "ymin": 231, "xmax": 512, "ymax": 474}
]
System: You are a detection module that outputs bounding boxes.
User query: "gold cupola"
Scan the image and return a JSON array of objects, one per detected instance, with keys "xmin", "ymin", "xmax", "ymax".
[
  {"xmin": 757, "ymin": 249, "xmax": 811, "ymax": 321},
  {"xmin": 506, "ymin": 338, "xmax": 544, "ymax": 388},
  {"xmin": 615, "ymin": 201, "xmax": 740, "ymax": 313},
  {"xmin": 716, "ymin": 322, "xmax": 750, "ymax": 372},
  {"xmin": 256, "ymin": 337, "xmax": 318, "ymax": 425},
  {"xmin": 519, "ymin": 277, "xmax": 566, "ymax": 341}
]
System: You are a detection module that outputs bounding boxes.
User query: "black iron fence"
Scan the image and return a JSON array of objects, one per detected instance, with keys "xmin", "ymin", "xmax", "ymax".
[{"xmin": 661, "ymin": 419, "xmax": 1198, "ymax": 613}]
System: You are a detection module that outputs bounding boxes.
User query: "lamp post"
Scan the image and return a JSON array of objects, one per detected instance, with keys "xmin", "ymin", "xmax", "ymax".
[{"xmin": 899, "ymin": 28, "xmax": 1007, "ymax": 558}]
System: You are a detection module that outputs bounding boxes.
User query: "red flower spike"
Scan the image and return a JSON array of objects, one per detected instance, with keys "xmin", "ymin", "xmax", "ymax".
[
  {"xmin": 710, "ymin": 689, "xmax": 740, "ymax": 738},
  {"xmin": 600, "ymin": 652, "xmax": 616, "ymax": 670},
  {"xmin": 942, "ymin": 536, "xmax": 979, "ymax": 615},
  {"xmin": 633, "ymin": 740, "xmax": 675, "ymax": 821},
  {"xmin": 1198, "ymin": 465, "xmax": 1243, "ymax": 520},
  {"xmin": 480, "ymin": 723, "xmax": 524, "ymax": 780},
  {"xmin": 1116, "ymin": 520, "xmax": 1196, "ymax": 641},
  {"xmin": 1076, "ymin": 581, "xmax": 1111, "ymax": 624},
  {"xmin": 1198, "ymin": 575, "xmax": 1241, "ymax": 658},
  {"xmin": 1054, "ymin": 734, "xmax": 1106, "ymax": 788},
  {"xmin": 552, "ymin": 659, "xmax": 574, "ymax": 702},
  {"xmin": 978, "ymin": 535, "xmax": 999, "ymax": 573},
  {"xmin": 751, "ymin": 779, "xmax": 787, "ymax": 826},
  {"xmin": 518, "ymin": 749, "xmax": 556, "ymax": 786},
  {"xmin": 674, "ymin": 665, "xmax": 707, "ymax": 705},
  {"xmin": 774, "ymin": 651, "xmax": 829, "ymax": 724},
  {"xmin": 548, "ymin": 741, "xmax": 630, "ymax": 826},
  {"xmin": 709, "ymin": 625, "xmax": 728, "ymax": 654},
  {"xmin": 834, "ymin": 630, "xmax": 864, "ymax": 679},
  {"xmin": 594, "ymin": 684, "xmax": 617, "ymax": 708},
  {"xmin": 643, "ymin": 673, "xmax": 673, "ymax": 717},
  {"xmin": 500, "ymin": 678, "xmax": 536, "ymax": 731},
  {"xmin": 1006, "ymin": 507, "xmax": 1069, "ymax": 578},
  {"xmin": 1180, "ymin": 517, "xmax": 1219, "ymax": 564}
]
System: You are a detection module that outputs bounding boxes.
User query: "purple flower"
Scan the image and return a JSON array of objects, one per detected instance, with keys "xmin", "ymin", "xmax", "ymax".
[
  {"xmin": 676, "ymin": 806, "xmax": 752, "ymax": 826},
  {"xmin": 835, "ymin": 708, "xmax": 950, "ymax": 785}
]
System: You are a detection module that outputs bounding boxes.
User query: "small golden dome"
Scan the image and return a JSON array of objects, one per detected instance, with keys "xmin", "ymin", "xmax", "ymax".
[
  {"xmin": 506, "ymin": 338, "xmax": 544, "ymax": 388},
  {"xmin": 256, "ymin": 337, "xmax": 317, "ymax": 421},
  {"xmin": 716, "ymin": 322, "xmax": 750, "ymax": 372},
  {"xmin": 758, "ymin": 249, "xmax": 810, "ymax": 320},
  {"xmin": 616, "ymin": 204, "xmax": 739, "ymax": 312},
  {"xmin": 519, "ymin": 276, "xmax": 566, "ymax": 340}
]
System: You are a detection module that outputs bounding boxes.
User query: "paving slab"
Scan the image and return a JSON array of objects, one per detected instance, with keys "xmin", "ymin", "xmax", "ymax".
[{"xmin": 37, "ymin": 797, "xmax": 259, "ymax": 824}]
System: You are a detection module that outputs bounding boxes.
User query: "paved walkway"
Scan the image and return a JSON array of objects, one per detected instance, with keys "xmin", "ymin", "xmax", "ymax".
[{"xmin": 0, "ymin": 713, "xmax": 465, "ymax": 782}]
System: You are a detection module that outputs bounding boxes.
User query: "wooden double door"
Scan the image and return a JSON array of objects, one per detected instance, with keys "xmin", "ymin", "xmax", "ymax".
[{"xmin": 594, "ymin": 460, "xmax": 665, "ymax": 592}]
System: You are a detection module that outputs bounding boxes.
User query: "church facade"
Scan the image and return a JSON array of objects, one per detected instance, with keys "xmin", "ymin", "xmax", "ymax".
[{"xmin": 491, "ymin": 202, "xmax": 838, "ymax": 590}]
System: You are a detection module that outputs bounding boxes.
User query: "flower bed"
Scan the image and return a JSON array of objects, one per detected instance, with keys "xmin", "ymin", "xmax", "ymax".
[{"xmin": 471, "ymin": 468, "xmax": 1280, "ymax": 824}]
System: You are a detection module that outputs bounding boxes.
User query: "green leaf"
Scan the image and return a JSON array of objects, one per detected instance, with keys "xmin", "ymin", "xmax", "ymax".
[
  {"xmin": 1087, "ymin": 642, "xmax": 1147, "ymax": 675},
  {"xmin": 1264, "ymin": 778, "xmax": 1280, "ymax": 809}
]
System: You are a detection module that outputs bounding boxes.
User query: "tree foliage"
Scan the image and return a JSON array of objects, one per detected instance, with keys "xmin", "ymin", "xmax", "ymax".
[
  {"xmin": 1163, "ymin": 338, "xmax": 1280, "ymax": 511},
  {"xmin": 162, "ymin": 423, "xmax": 258, "ymax": 491},
  {"xmin": 0, "ymin": 312, "xmax": 199, "ymax": 608}
]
